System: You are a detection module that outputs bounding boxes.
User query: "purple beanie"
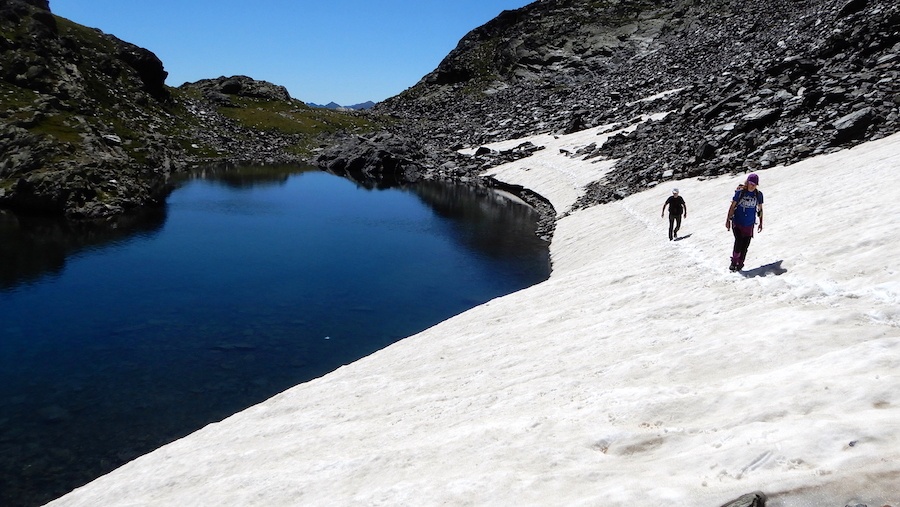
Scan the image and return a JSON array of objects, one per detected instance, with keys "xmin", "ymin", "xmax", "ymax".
[{"xmin": 747, "ymin": 173, "xmax": 759, "ymax": 185}]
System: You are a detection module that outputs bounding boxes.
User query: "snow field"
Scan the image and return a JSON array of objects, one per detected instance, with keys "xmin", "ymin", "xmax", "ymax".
[{"xmin": 48, "ymin": 127, "xmax": 900, "ymax": 506}]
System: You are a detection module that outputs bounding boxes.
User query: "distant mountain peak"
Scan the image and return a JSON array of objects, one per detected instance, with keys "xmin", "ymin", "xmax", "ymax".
[{"xmin": 308, "ymin": 101, "xmax": 375, "ymax": 111}]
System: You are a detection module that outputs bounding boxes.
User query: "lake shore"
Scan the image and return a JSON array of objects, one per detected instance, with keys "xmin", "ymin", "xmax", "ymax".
[{"xmin": 47, "ymin": 128, "xmax": 900, "ymax": 507}]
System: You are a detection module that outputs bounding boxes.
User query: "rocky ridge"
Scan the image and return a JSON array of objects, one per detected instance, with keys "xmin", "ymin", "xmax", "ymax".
[{"xmin": 320, "ymin": 0, "xmax": 899, "ymax": 223}]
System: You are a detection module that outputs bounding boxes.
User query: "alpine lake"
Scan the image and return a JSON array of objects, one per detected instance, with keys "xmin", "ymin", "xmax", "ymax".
[{"xmin": 0, "ymin": 164, "xmax": 551, "ymax": 507}]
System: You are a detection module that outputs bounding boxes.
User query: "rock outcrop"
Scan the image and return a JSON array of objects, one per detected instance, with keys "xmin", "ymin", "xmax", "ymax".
[{"xmin": 186, "ymin": 75, "xmax": 292, "ymax": 105}]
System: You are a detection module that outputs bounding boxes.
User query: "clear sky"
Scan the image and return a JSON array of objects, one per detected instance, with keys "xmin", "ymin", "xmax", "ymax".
[{"xmin": 49, "ymin": 0, "xmax": 533, "ymax": 106}]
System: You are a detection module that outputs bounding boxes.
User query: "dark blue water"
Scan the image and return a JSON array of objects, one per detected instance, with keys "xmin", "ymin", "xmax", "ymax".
[{"xmin": 0, "ymin": 165, "xmax": 550, "ymax": 507}]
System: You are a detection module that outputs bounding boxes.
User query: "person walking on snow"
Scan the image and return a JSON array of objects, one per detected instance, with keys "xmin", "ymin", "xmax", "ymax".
[
  {"xmin": 725, "ymin": 173, "xmax": 764, "ymax": 271},
  {"xmin": 661, "ymin": 188, "xmax": 687, "ymax": 240}
]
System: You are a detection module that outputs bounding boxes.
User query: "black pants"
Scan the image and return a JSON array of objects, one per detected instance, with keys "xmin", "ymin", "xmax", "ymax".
[
  {"xmin": 731, "ymin": 225, "xmax": 753, "ymax": 267},
  {"xmin": 668, "ymin": 213, "xmax": 682, "ymax": 240}
]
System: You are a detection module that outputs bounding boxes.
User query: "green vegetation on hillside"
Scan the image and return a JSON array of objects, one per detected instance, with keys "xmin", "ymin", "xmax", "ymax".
[{"xmin": 219, "ymin": 96, "xmax": 376, "ymax": 135}]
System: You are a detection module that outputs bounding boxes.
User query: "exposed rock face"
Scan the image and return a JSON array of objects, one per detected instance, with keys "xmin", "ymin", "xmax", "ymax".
[
  {"xmin": 113, "ymin": 36, "xmax": 170, "ymax": 101},
  {"xmin": 316, "ymin": 131, "xmax": 426, "ymax": 188},
  {"xmin": 322, "ymin": 0, "xmax": 899, "ymax": 214},
  {"xmin": 186, "ymin": 75, "xmax": 292, "ymax": 105},
  {"xmin": 0, "ymin": 0, "xmax": 181, "ymax": 217}
]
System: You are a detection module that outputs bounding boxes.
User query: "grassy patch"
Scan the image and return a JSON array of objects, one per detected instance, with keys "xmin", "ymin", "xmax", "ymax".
[
  {"xmin": 0, "ymin": 82, "xmax": 39, "ymax": 108},
  {"xmin": 28, "ymin": 113, "xmax": 81, "ymax": 144},
  {"xmin": 218, "ymin": 96, "xmax": 377, "ymax": 135},
  {"xmin": 54, "ymin": 17, "xmax": 118, "ymax": 55}
]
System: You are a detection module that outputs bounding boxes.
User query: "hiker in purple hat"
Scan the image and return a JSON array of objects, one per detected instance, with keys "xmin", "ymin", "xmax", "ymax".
[{"xmin": 725, "ymin": 173, "xmax": 764, "ymax": 271}]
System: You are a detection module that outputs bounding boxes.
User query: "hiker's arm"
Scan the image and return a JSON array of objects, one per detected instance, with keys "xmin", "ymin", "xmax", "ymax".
[
  {"xmin": 661, "ymin": 202, "xmax": 667, "ymax": 217},
  {"xmin": 683, "ymin": 200, "xmax": 687, "ymax": 218},
  {"xmin": 726, "ymin": 201, "xmax": 737, "ymax": 230},
  {"xmin": 757, "ymin": 203, "xmax": 764, "ymax": 232}
]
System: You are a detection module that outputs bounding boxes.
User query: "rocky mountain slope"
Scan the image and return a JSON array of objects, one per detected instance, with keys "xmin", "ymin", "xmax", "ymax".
[
  {"xmin": 3, "ymin": 0, "xmax": 898, "ymax": 225},
  {"xmin": 0, "ymin": 0, "xmax": 375, "ymax": 218},
  {"xmin": 320, "ymin": 0, "xmax": 899, "ymax": 215}
]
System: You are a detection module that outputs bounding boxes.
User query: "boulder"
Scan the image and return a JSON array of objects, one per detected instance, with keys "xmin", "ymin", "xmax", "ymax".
[
  {"xmin": 832, "ymin": 107, "xmax": 875, "ymax": 142},
  {"xmin": 739, "ymin": 108, "xmax": 783, "ymax": 132},
  {"xmin": 114, "ymin": 38, "xmax": 169, "ymax": 100},
  {"xmin": 719, "ymin": 491, "xmax": 767, "ymax": 507}
]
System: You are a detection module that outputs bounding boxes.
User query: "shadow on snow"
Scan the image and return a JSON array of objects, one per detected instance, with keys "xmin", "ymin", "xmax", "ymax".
[{"xmin": 740, "ymin": 260, "xmax": 787, "ymax": 278}]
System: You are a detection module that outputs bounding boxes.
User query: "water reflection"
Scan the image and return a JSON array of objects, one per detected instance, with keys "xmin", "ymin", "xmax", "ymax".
[
  {"xmin": 0, "ymin": 165, "xmax": 315, "ymax": 292},
  {"xmin": 0, "ymin": 167, "xmax": 547, "ymax": 292},
  {"xmin": 0, "ymin": 164, "xmax": 550, "ymax": 507},
  {"xmin": 411, "ymin": 181, "xmax": 549, "ymax": 261},
  {"xmin": 0, "ymin": 208, "xmax": 166, "ymax": 291},
  {"xmin": 178, "ymin": 163, "xmax": 319, "ymax": 189}
]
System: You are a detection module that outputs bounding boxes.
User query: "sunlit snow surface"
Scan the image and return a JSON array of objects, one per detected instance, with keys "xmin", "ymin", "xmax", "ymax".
[{"xmin": 49, "ymin": 122, "xmax": 900, "ymax": 506}]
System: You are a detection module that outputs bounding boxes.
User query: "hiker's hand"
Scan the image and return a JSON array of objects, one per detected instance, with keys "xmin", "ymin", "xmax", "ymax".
[
  {"xmin": 758, "ymin": 223, "xmax": 763, "ymax": 233},
  {"xmin": 725, "ymin": 219, "xmax": 731, "ymax": 231}
]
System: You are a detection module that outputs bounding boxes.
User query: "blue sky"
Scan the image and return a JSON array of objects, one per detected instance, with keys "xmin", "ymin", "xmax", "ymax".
[{"xmin": 50, "ymin": 0, "xmax": 533, "ymax": 106}]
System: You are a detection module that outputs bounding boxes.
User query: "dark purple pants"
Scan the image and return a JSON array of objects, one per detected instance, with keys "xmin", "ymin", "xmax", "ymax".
[{"xmin": 731, "ymin": 224, "xmax": 754, "ymax": 267}]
